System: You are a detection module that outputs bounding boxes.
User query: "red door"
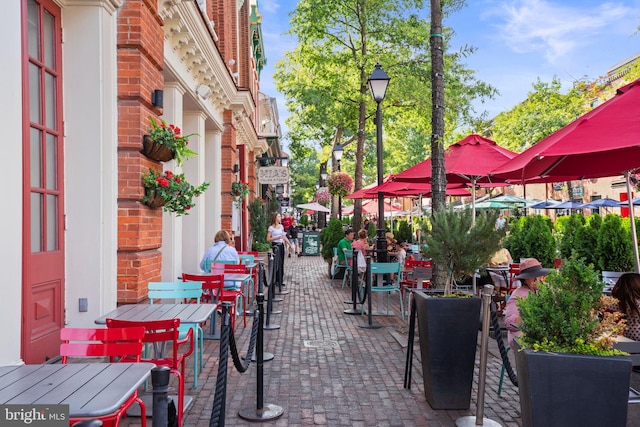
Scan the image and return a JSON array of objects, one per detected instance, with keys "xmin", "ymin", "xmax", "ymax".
[{"xmin": 21, "ymin": 0, "xmax": 64, "ymax": 363}]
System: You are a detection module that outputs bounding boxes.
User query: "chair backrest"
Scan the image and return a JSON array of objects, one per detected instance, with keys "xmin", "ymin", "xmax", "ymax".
[
  {"xmin": 60, "ymin": 327, "xmax": 145, "ymax": 364},
  {"xmin": 412, "ymin": 266, "xmax": 433, "ymax": 282},
  {"xmin": 488, "ymin": 271, "xmax": 507, "ymax": 289},
  {"xmin": 148, "ymin": 281, "xmax": 203, "ymax": 304},
  {"xmin": 210, "ymin": 262, "xmax": 249, "ymax": 274},
  {"xmin": 106, "ymin": 318, "xmax": 193, "ymax": 366},
  {"xmin": 182, "ymin": 273, "xmax": 225, "ymax": 302},
  {"xmin": 370, "ymin": 262, "xmax": 402, "ymax": 286},
  {"xmin": 238, "ymin": 251, "xmax": 259, "ymax": 256},
  {"xmin": 405, "ymin": 258, "xmax": 433, "ymax": 269},
  {"xmin": 344, "ymin": 250, "xmax": 354, "ymax": 263}
]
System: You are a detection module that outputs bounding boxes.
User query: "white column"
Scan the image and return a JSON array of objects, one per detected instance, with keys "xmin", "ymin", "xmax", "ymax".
[
  {"xmin": 0, "ymin": 0, "xmax": 24, "ymax": 366},
  {"xmin": 182, "ymin": 112, "xmax": 207, "ymax": 273},
  {"xmin": 205, "ymin": 129, "xmax": 223, "ymax": 247},
  {"xmin": 160, "ymin": 83, "xmax": 186, "ymax": 281},
  {"xmin": 63, "ymin": 1, "xmax": 119, "ymax": 326}
]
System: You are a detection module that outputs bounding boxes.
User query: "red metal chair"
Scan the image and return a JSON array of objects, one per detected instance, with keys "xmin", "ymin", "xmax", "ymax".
[
  {"xmin": 60, "ymin": 327, "xmax": 147, "ymax": 427},
  {"xmin": 400, "ymin": 259, "xmax": 433, "ymax": 306},
  {"xmin": 209, "ymin": 262, "xmax": 250, "ymax": 328},
  {"xmin": 508, "ymin": 263, "xmax": 520, "ymax": 291},
  {"xmin": 106, "ymin": 318, "xmax": 193, "ymax": 427},
  {"xmin": 182, "ymin": 273, "xmax": 242, "ymax": 331}
]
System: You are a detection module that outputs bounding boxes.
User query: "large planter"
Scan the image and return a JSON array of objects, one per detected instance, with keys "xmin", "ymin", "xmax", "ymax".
[
  {"xmin": 515, "ymin": 345, "xmax": 631, "ymax": 427},
  {"xmin": 141, "ymin": 134, "xmax": 175, "ymax": 162},
  {"xmin": 413, "ymin": 291, "xmax": 481, "ymax": 409}
]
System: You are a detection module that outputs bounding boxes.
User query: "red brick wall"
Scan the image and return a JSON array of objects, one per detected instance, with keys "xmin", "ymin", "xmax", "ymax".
[
  {"xmin": 116, "ymin": 0, "xmax": 164, "ymax": 303},
  {"xmin": 221, "ymin": 110, "xmax": 237, "ymax": 232}
]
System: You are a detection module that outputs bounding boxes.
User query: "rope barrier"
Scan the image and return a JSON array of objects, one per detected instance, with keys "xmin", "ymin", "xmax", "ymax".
[{"xmin": 490, "ymin": 301, "xmax": 518, "ymax": 386}]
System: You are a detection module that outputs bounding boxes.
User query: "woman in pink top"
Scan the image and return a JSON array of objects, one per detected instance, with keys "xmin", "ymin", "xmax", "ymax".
[
  {"xmin": 351, "ymin": 229, "xmax": 371, "ymax": 253},
  {"xmin": 504, "ymin": 258, "xmax": 551, "ymax": 351}
]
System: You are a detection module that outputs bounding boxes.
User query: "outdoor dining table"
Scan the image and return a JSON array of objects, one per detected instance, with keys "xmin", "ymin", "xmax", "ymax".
[{"xmin": 0, "ymin": 362, "xmax": 154, "ymax": 422}]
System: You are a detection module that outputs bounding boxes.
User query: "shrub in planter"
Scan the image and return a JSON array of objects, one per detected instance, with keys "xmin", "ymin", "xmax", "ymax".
[
  {"xmin": 515, "ymin": 256, "xmax": 629, "ymax": 427},
  {"xmin": 504, "ymin": 215, "xmax": 555, "ymax": 267},
  {"xmin": 396, "ymin": 220, "xmax": 412, "ymax": 243},
  {"xmin": 573, "ymin": 214, "xmax": 601, "ymax": 268},
  {"xmin": 595, "ymin": 214, "xmax": 635, "ymax": 273},
  {"xmin": 320, "ymin": 218, "xmax": 344, "ymax": 262},
  {"xmin": 557, "ymin": 213, "xmax": 585, "ymax": 259},
  {"xmin": 423, "ymin": 206, "xmax": 504, "ymax": 293},
  {"xmin": 248, "ymin": 198, "xmax": 268, "ymax": 249}
]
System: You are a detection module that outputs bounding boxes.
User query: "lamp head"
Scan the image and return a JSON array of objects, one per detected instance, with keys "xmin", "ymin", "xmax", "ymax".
[
  {"xmin": 367, "ymin": 63, "xmax": 390, "ymax": 103},
  {"xmin": 333, "ymin": 143, "xmax": 344, "ymax": 162},
  {"xmin": 320, "ymin": 164, "xmax": 328, "ymax": 180}
]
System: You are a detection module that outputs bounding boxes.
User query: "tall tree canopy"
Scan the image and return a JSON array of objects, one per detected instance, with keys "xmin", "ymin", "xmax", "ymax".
[{"xmin": 275, "ymin": 0, "xmax": 495, "ymax": 228}]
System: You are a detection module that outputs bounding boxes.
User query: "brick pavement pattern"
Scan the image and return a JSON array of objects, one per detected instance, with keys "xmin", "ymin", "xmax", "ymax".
[{"xmin": 119, "ymin": 255, "xmax": 529, "ymax": 426}]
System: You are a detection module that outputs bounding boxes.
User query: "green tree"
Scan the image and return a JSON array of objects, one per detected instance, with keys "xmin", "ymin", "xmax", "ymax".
[
  {"xmin": 573, "ymin": 213, "xmax": 601, "ymax": 268},
  {"xmin": 596, "ymin": 214, "xmax": 635, "ymax": 272},
  {"xmin": 489, "ymin": 78, "xmax": 588, "ymax": 152},
  {"xmin": 504, "ymin": 215, "xmax": 555, "ymax": 267},
  {"xmin": 276, "ymin": 0, "xmax": 495, "ymax": 232},
  {"xmin": 557, "ymin": 214, "xmax": 585, "ymax": 259}
]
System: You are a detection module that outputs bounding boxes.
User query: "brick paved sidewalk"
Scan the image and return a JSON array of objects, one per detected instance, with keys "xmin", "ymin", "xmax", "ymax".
[{"xmin": 84, "ymin": 253, "xmax": 640, "ymax": 426}]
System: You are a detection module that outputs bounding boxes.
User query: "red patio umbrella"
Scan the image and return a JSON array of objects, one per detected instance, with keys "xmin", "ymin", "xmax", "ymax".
[
  {"xmin": 491, "ymin": 78, "xmax": 640, "ymax": 272},
  {"xmin": 394, "ymin": 134, "xmax": 517, "ymax": 220}
]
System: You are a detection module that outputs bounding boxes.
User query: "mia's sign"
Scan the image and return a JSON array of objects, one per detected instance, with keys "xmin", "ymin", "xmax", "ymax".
[{"xmin": 258, "ymin": 166, "xmax": 289, "ymax": 184}]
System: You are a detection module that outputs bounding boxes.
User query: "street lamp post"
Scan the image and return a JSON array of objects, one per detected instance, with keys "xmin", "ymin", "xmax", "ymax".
[
  {"xmin": 333, "ymin": 143, "xmax": 344, "ymax": 220},
  {"xmin": 368, "ymin": 63, "xmax": 390, "ymax": 262},
  {"xmin": 320, "ymin": 164, "xmax": 328, "ymax": 228}
]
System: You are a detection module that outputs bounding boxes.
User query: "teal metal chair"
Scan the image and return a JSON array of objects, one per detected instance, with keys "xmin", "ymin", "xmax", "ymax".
[
  {"xmin": 362, "ymin": 262, "xmax": 404, "ymax": 321},
  {"xmin": 148, "ymin": 281, "xmax": 204, "ymax": 388},
  {"xmin": 341, "ymin": 250, "xmax": 354, "ymax": 289},
  {"xmin": 238, "ymin": 254, "xmax": 256, "ymax": 304},
  {"xmin": 330, "ymin": 247, "xmax": 348, "ymax": 285}
]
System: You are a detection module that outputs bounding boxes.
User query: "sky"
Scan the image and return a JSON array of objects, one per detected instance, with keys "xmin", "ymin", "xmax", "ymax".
[{"xmin": 256, "ymin": 0, "xmax": 640, "ymax": 142}]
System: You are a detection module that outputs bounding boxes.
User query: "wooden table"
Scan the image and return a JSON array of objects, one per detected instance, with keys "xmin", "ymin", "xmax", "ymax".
[{"xmin": 0, "ymin": 363, "xmax": 153, "ymax": 419}]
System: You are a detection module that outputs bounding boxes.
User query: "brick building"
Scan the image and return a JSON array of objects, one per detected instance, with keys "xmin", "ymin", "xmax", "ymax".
[{"xmin": 0, "ymin": 0, "xmax": 281, "ymax": 365}]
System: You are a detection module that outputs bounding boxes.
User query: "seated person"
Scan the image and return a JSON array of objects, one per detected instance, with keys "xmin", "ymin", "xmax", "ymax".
[
  {"xmin": 386, "ymin": 232, "xmax": 405, "ymax": 264},
  {"xmin": 200, "ymin": 230, "xmax": 240, "ymax": 288},
  {"xmin": 504, "ymin": 258, "xmax": 551, "ymax": 351},
  {"xmin": 611, "ymin": 273, "xmax": 640, "ymax": 341},
  {"xmin": 489, "ymin": 246, "xmax": 512, "ymax": 266},
  {"xmin": 351, "ymin": 229, "xmax": 371, "ymax": 253},
  {"xmin": 337, "ymin": 228, "xmax": 355, "ymax": 264}
]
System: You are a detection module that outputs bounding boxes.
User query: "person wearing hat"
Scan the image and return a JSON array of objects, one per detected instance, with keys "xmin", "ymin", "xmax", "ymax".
[{"xmin": 504, "ymin": 258, "xmax": 551, "ymax": 351}]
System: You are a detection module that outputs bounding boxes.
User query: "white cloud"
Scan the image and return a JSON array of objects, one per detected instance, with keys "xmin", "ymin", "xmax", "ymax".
[
  {"xmin": 258, "ymin": 0, "xmax": 281, "ymax": 15},
  {"xmin": 485, "ymin": 0, "xmax": 633, "ymax": 63}
]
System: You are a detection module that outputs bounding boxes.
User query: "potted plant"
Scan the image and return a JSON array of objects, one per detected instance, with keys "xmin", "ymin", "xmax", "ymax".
[
  {"xmin": 515, "ymin": 256, "xmax": 630, "ymax": 427},
  {"xmin": 141, "ymin": 117, "xmax": 197, "ymax": 165},
  {"xmin": 412, "ymin": 206, "xmax": 504, "ymax": 409},
  {"xmin": 142, "ymin": 168, "xmax": 209, "ymax": 216},
  {"xmin": 231, "ymin": 181, "xmax": 250, "ymax": 207},
  {"xmin": 320, "ymin": 218, "xmax": 346, "ymax": 278},
  {"xmin": 248, "ymin": 198, "xmax": 271, "ymax": 262},
  {"xmin": 596, "ymin": 214, "xmax": 635, "ymax": 285}
]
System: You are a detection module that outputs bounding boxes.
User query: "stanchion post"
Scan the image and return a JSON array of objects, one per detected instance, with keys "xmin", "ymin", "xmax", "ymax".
[
  {"xmin": 238, "ymin": 293, "xmax": 284, "ymax": 421},
  {"xmin": 455, "ymin": 285, "xmax": 501, "ymax": 427},
  {"xmin": 264, "ymin": 265, "xmax": 280, "ymax": 330},
  {"xmin": 404, "ymin": 294, "xmax": 417, "ymax": 389},
  {"xmin": 151, "ymin": 366, "xmax": 171, "ymax": 427},
  {"xmin": 359, "ymin": 257, "xmax": 381, "ymax": 329},
  {"xmin": 344, "ymin": 249, "xmax": 362, "ymax": 314}
]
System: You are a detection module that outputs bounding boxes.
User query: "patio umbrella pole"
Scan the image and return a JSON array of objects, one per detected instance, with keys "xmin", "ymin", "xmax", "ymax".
[{"xmin": 624, "ymin": 171, "xmax": 640, "ymax": 273}]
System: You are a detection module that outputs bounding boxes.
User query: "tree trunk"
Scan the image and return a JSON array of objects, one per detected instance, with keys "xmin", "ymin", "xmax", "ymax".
[{"xmin": 430, "ymin": 0, "xmax": 447, "ymax": 287}]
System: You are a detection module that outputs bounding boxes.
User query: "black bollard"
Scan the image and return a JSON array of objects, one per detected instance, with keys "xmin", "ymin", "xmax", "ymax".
[
  {"xmin": 238, "ymin": 294, "xmax": 284, "ymax": 421},
  {"xmin": 151, "ymin": 366, "xmax": 171, "ymax": 427}
]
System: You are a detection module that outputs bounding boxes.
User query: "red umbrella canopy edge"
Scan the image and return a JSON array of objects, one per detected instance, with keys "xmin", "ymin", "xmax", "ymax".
[{"xmin": 394, "ymin": 134, "xmax": 517, "ymax": 183}]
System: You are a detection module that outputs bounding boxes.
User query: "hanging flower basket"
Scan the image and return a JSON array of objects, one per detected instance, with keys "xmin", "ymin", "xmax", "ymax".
[
  {"xmin": 141, "ymin": 134, "xmax": 175, "ymax": 162},
  {"xmin": 142, "ymin": 168, "xmax": 209, "ymax": 216},
  {"xmin": 327, "ymin": 172, "xmax": 353, "ymax": 198},
  {"xmin": 231, "ymin": 181, "xmax": 250, "ymax": 205},
  {"xmin": 140, "ymin": 117, "xmax": 197, "ymax": 165},
  {"xmin": 315, "ymin": 187, "xmax": 330, "ymax": 206}
]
